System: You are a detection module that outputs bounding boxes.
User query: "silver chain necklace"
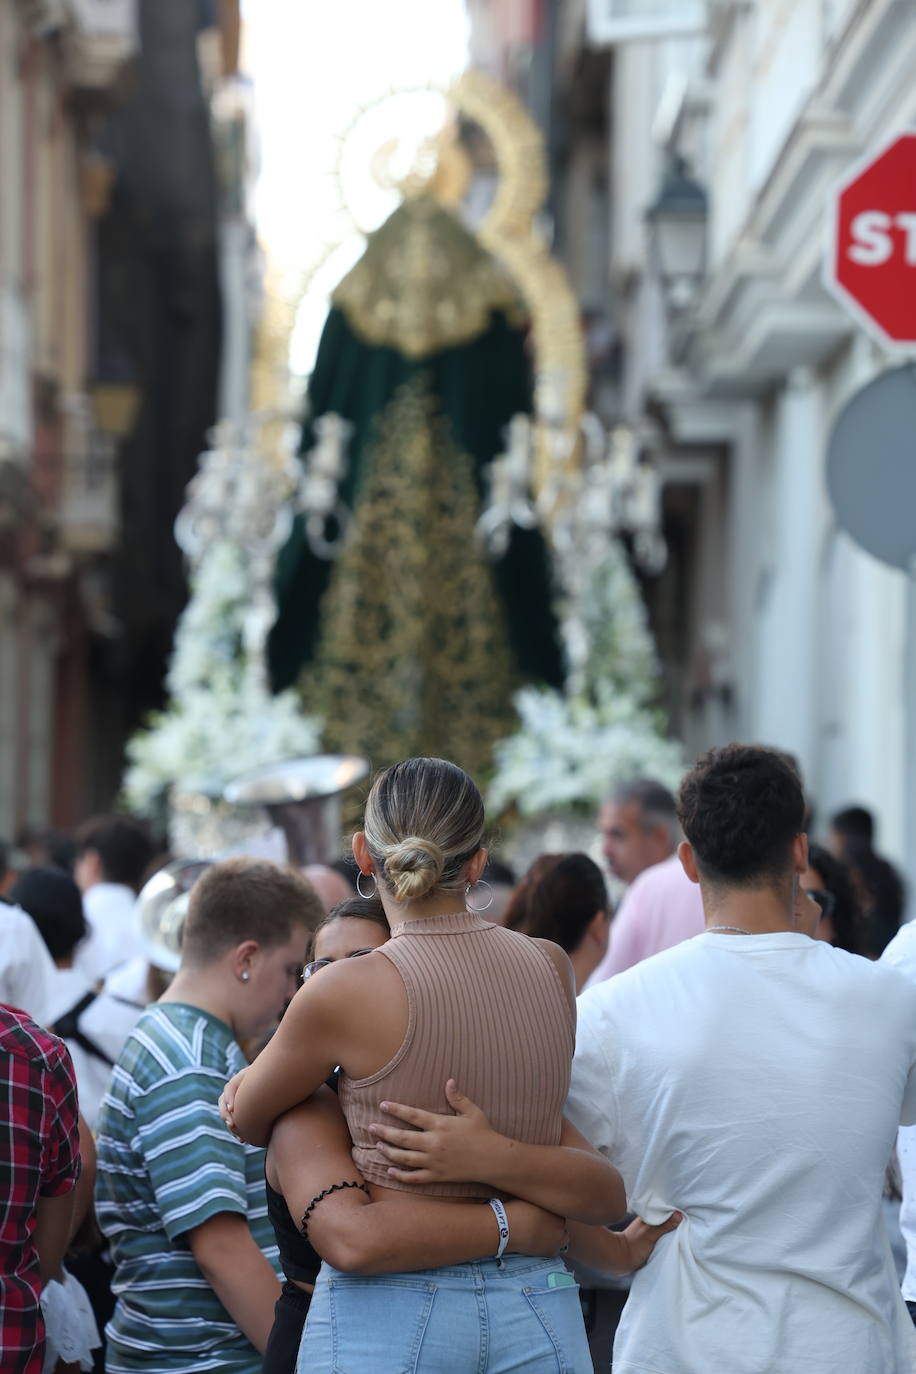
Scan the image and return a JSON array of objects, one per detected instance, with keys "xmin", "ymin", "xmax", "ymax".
[{"xmin": 706, "ymin": 925, "xmax": 753, "ymax": 935}]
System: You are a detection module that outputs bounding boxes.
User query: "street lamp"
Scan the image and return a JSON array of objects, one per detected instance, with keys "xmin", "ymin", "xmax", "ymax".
[{"xmin": 646, "ymin": 153, "xmax": 708, "ymax": 309}]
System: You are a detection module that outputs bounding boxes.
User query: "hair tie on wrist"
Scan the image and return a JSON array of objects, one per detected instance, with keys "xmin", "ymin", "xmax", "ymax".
[
  {"xmin": 300, "ymin": 1180, "xmax": 368, "ymax": 1238},
  {"xmin": 488, "ymin": 1197, "xmax": 510, "ymax": 1266}
]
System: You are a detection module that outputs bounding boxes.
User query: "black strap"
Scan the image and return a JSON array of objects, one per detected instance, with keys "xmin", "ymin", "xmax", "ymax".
[{"xmin": 51, "ymin": 991, "xmax": 116, "ymax": 1067}]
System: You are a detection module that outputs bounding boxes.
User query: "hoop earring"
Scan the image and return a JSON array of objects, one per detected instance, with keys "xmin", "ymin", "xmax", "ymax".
[
  {"xmin": 465, "ymin": 879, "xmax": 493, "ymax": 912},
  {"xmin": 356, "ymin": 871, "xmax": 377, "ymax": 899}
]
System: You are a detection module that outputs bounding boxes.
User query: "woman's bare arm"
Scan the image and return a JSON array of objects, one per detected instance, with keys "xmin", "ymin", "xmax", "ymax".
[
  {"xmin": 222, "ymin": 964, "xmax": 354, "ymax": 1146},
  {"xmin": 369, "ymin": 1082, "xmax": 627, "ymax": 1224},
  {"xmin": 565, "ymin": 1213, "xmax": 682, "ymax": 1275},
  {"xmin": 269, "ymin": 1088, "xmax": 566, "ymax": 1274}
]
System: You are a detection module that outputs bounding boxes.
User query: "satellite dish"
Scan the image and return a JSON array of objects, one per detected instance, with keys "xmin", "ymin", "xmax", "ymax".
[{"xmin": 825, "ymin": 365, "xmax": 916, "ymax": 571}]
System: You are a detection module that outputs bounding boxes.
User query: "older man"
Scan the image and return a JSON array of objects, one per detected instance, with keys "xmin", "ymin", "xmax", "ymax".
[
  {"xmin": 598, "ymin": 779, "xmax": 677, "ymax": 886},
  {"xmin": 589, "ymin": 778, "xmax": 702, "ymax": 983},
  {"xmin": 569, "ymin": 745, "xmax": 916, "ymax": 1374}
]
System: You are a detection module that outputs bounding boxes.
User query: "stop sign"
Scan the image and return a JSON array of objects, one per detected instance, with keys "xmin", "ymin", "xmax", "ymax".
[{"xmin": 825, "ymin": 131, "xmax": 916, "ymax": 348}]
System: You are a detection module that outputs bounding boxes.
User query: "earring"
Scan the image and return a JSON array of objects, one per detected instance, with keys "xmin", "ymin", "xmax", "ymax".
[
  {"xmin": 465, "ymin": 879, "xmax": 494, "ymax": 912},
  {"xmin": 356, "ymin": 871, "xmax": 377, "ymax": 899},
  {"xmin": 240, "ymin": 970, "xmax": 250, "ymax": 983}
]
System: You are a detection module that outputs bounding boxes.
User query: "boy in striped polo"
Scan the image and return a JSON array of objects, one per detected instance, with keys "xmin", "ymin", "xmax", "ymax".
[{"xmin": 95, "ymin": 858, "xmax": 321, "ymax": 1374}]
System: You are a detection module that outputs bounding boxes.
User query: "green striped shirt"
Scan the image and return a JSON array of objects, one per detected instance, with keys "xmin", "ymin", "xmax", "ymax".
[{"xmin": 95, "ymin": 1003, "xmax": 280, "ymax": 1374}]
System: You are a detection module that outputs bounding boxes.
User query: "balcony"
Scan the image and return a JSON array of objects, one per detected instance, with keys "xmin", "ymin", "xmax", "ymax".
[{"xmin": 61, "ymin": 0, "xmax": 140, "ymax": 91}]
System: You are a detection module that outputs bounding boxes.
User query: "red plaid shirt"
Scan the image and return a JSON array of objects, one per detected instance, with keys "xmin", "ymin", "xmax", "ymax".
[{"xmin": 0, "ymin": 1004, "xmax": 81, "ymax": 1374}]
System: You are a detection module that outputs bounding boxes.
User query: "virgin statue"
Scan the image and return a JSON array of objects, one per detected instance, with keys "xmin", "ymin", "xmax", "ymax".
[{"xmin": 268, "ymin": 124, "xmax": 566, "ymax": 779}]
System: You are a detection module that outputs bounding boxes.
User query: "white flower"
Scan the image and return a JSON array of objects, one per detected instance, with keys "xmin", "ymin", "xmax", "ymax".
[
  {"xmin": 488, "ymin": 538, "xmax": 683, "ymax": 819},
  {"xmin": 123, "ymin": 537, "xmax": 323, "ymax": 815}
]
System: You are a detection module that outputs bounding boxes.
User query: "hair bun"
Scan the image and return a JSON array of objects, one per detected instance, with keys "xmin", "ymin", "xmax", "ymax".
[{"xmin": 383, "ymin": 836, "xmax": 445, "ymax": 902}]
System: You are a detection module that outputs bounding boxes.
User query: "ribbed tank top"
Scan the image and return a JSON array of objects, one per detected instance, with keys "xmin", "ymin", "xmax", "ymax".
[{"xmin": 339, "ymin": 909, "xmax": 575, "ymax": 1198}]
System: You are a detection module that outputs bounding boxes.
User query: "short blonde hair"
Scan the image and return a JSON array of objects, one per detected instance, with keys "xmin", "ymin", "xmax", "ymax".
[{"xmin": 363, "ymin": 757, "xmax": 485, "ymax": 902}]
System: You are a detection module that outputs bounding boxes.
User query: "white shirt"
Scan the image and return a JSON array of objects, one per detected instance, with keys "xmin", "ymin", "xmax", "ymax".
[
  {"xmin": 73, "ymin": 883, "xmax": 143, "ymax": 984},
  {"xmin": 568, "ymin": 931, "xmax": 916, "ymax": 1374},
  {"xmin": 103, "ymin": 955, "xmax": 152, "ymax": 1006},
  {"xmin": 45, "ymin": 967, "xmax": 145, "ymax": 1131},
  {"xmin": 882, "ymin": 921, "xmax": 916, "ymax": 1302},
  {"xmin": 0, "ymin": 904, "xmax": 56, "ymax": 1021}
]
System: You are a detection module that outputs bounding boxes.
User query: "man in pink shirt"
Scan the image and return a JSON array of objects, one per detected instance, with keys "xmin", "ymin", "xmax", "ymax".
[
  {"xmin": 588, "ymin": 779, "xmax": 703, "ymax": 986},
  {"xmin": 586, "ymin": 852, "xmax": 704, "ymax": 985}
]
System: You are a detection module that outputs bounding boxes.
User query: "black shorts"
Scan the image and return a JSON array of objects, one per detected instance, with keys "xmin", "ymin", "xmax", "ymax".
[{"xmin": 262, "ymin": 1280, "xmax": 313, "ymax": 1374}]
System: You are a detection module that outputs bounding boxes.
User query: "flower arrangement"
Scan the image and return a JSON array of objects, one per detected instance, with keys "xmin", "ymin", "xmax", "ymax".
[
  {"xmin": 123, "ymin": 540, "xmax": 322, "ymax": 823},
  {"xmin": 487, "ymin": 539, "xmax": 683, "ymax": 818}
]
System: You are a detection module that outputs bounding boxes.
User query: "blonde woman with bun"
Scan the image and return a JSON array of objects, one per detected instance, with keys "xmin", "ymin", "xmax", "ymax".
[{"xmin": 221, "ymin": 757, "xmax": 629, "ymax": 1373}]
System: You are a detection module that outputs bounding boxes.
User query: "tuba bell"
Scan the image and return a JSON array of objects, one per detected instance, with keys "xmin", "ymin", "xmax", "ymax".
[
  {"xmin": 136, "ymin": 858, "xmax": 211, "ymax": 973},
  {"xmin": 222, "ymin": 755, "xmax": 369, "ymax": 867}
]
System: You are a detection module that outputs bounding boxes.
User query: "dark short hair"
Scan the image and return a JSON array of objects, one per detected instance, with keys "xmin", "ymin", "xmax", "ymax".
[
  {"xmin": 181, "ymin": 858, "xmax": 324, "ymax": 966},
  {"xmin": 830, "ymin": 805, "xmax": 875, "ymax": 849},
  {"xmin": 75, "ymin": 815, "xmax": 154, "ymax": 890},
  {"xmin": 844, "ymin": 843, "xmax": 905, "ymax": 956},
  {"xmin": 610, "ymin": 779, "xmax": 677, "ymax": 840},
  {"xmin": 503, "ymin": 852, "xmax": 607, "ymax": 955},
  {"xmin": 307, "ymin": 894, "xmax": 389, "ymax": 960},
  {"xmin": 16, "ymin": 826, "xmax": 77, "ymax": 874},
  {"xmin": 678, "ymin": 745, "xmax": 805, "ymax": 888},
  {"xmin": 11, "ymin": 866, "xmax": 87, "ymax": 962}
]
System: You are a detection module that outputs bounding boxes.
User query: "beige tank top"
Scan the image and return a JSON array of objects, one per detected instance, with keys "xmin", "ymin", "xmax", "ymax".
[{"xmin": 339, "ymin": 909, "xmax": 575, "ymax": 1197}]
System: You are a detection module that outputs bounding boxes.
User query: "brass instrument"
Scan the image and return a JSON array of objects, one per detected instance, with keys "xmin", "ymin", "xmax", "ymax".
[
  {"xmin": 137, "ymin": 859, "xmax": 211, "ymax": 972},
  {"xmin": 223, "ymin": 754, "xmax": 369, "ymax": 866}
]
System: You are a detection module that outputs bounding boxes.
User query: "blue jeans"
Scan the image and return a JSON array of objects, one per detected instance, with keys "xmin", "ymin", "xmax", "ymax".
[{"xmin": 296, "ymin": 1255, "xmax": 592, "ymax": 1373}]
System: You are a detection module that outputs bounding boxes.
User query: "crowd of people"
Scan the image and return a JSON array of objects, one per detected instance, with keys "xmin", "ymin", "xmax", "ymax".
[{"xmin": 2, "ymin": 749, "xmax": 915, "ymax": 1374}]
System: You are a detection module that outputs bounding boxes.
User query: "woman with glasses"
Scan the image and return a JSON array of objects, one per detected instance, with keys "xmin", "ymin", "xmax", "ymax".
[
  {"xmin": 222, "ymin": 756, "xmax": 632, "ymax": 1373},
  {"xmin": 802, "ymin": 842, "xmax": 866, "ymax": 955}
]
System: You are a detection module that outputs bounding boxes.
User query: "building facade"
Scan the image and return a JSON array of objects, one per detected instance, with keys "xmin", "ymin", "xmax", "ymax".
[
  {"xmin": 0, "ymin": 0, "xmax": 238, "ymax": 842},
  {"xmin": 471, "ymin": 0, "xmax": 916, "ymax": 898},
  {"xmin": 0, "ymin": 0, "xmax": 140, "ymax": 839}
]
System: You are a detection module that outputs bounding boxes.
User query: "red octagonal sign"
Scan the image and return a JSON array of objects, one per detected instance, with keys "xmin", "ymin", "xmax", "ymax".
[{"xmin": 825, "ymin": 131, "xmax": 916, "ymax": 348}]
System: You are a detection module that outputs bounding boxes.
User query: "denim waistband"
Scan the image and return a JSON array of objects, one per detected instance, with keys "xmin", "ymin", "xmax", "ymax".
[{"xmin": 321, "ymin": 1254, "xmax": 570, "ymax": 1282}]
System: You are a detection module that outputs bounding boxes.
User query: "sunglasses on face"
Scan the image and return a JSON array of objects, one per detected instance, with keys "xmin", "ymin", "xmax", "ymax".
[
  {"xmin": 803, "ymin": 888, "xmax": 836, "ymax": 923},
  {"xmin": 302, "ymin": 947, "xmax": 376, "ymax": 982}
]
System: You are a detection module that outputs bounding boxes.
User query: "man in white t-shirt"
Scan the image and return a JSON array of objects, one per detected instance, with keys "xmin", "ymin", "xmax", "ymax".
[
  {"xmin": 567, "ymin": 744, "xmax": 916, "ymax": 1374},
  {"xmin": 72, "ymin": 815, "xmax": 152, "ymax": 984},
  {"xmin": 0, "ymin": 900, "xmax": 55, "ymax": 1020},
  {"xmin": 881, "ymin": 919, "xmax": 916, "ymax": 1331}
]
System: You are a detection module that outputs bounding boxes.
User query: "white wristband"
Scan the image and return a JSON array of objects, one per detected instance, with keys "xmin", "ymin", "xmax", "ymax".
[{"xmin": 488, "ymin": 1197, "xmax": 510, "ymax": 1263}]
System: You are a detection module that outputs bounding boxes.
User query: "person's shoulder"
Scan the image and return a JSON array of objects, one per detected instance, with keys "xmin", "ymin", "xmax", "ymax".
[
  {"xmin": 580, "ymin": 933, "xmax": 700, "ymax": 1009},
  {"xmin": 881, "ymin": 920, "xmax": 916, "ymax": 978},
  {"xmin": 828, "ymin": 940, "xmax": 916, "ymax": 1007},
  {"xmin": 0, "ymin": 1002, "xmax": 70, "ymax": 1073},
  {"xmin": 121, "ymin": 1003, "xmax": 226, "ymax": 1084},
  {"xmin": 0, "ymin": 902, "xmax": 50, "ymax": 952}
]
